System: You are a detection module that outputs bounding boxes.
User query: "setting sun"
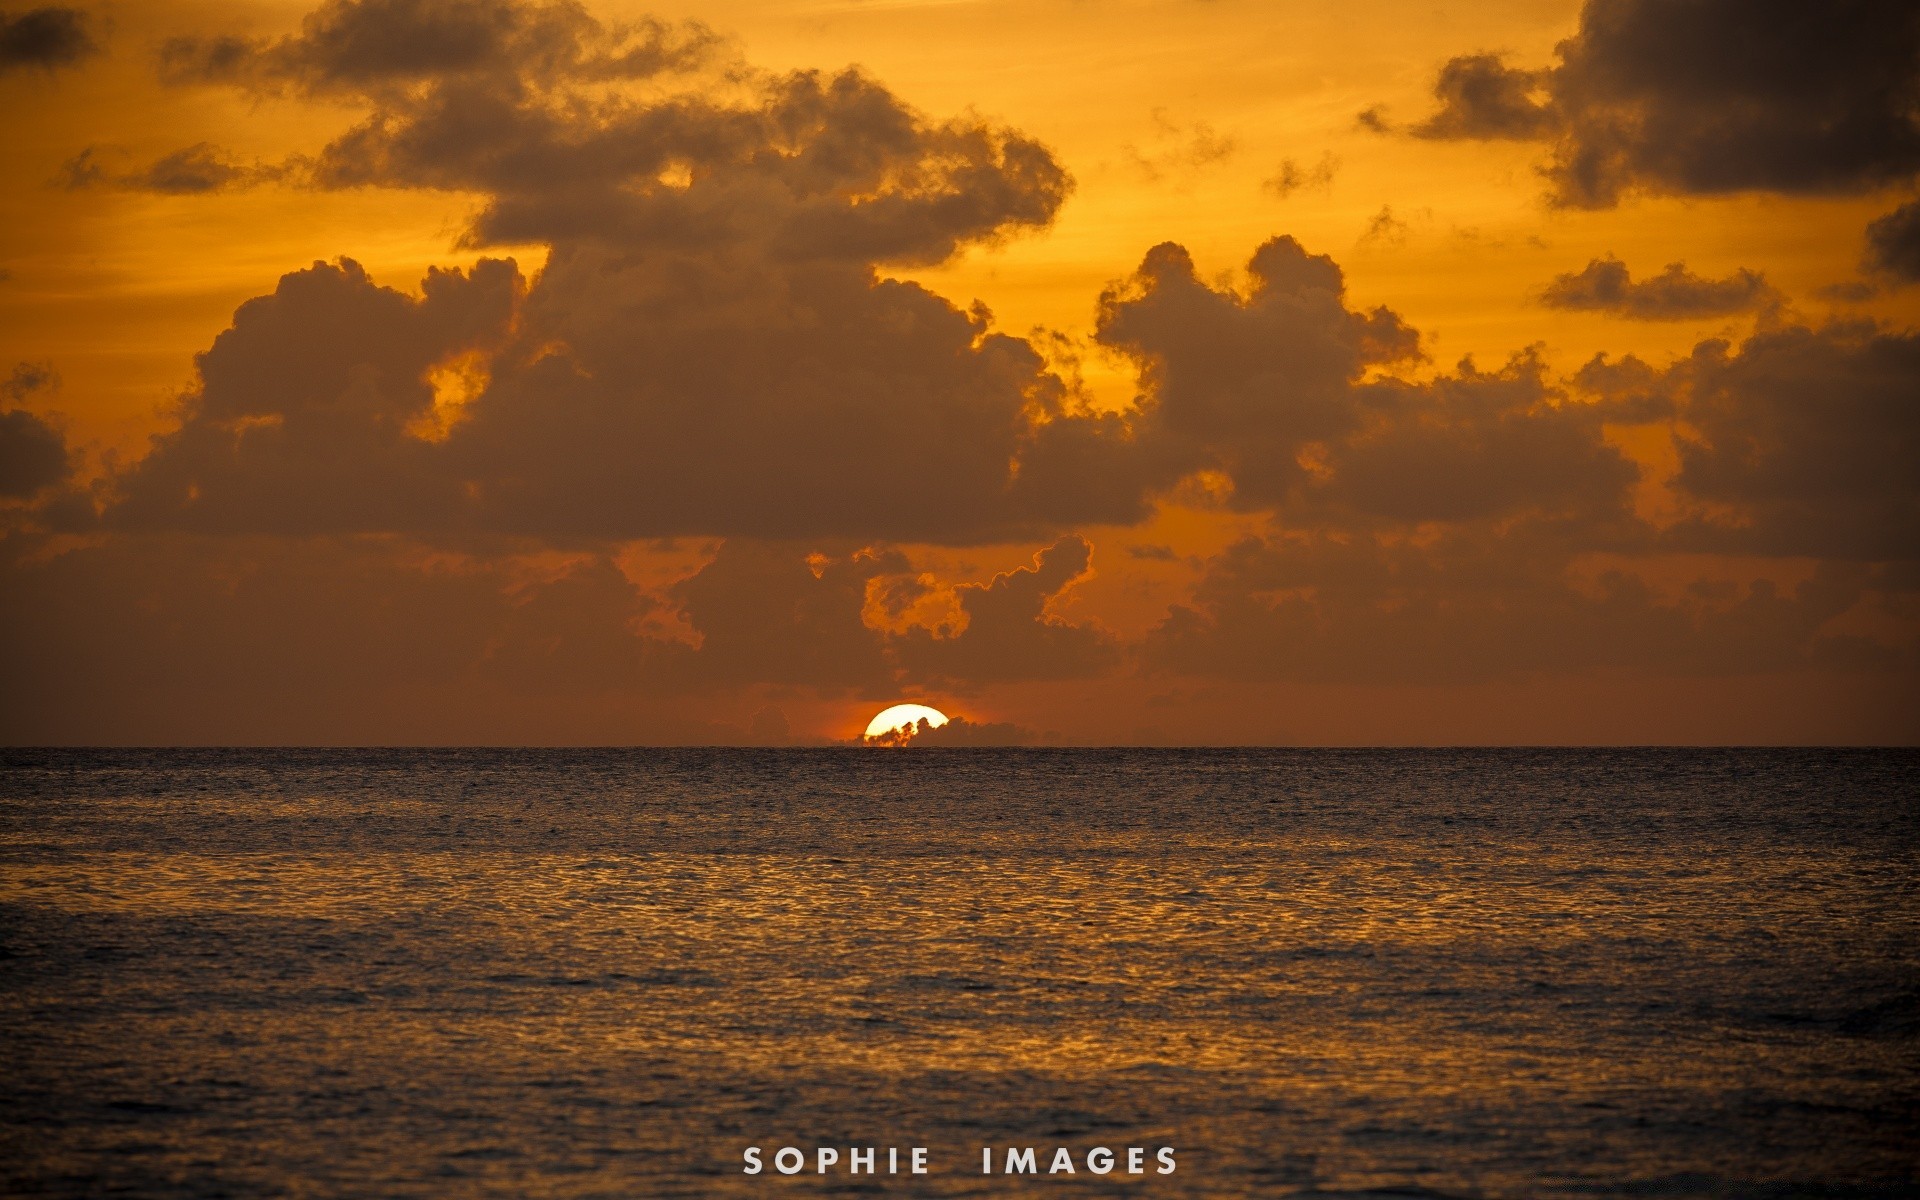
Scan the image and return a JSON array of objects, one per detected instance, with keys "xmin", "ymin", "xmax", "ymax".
[{"xmin": 862, "ymin": 704, "xmax": 949, "ymax": 742}]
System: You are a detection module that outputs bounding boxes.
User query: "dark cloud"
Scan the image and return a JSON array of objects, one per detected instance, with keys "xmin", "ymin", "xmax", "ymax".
[
  {"xmin": 0, "ymin": 533, "xmax": 728, "ymax": 744},
  {"xmin": 1262, "ymin": 153, "xmax": 1338, "ymax": 199},
  {"xmin": 0, "ymin": 409, "xmax": 67, "ymax": 499},
  {"xmin": 1329, "ymin": 352, "xmax": 1641, "ymax": 526},
  {"xmin": 1541, "ymin": 257, "xmax": 1780, "ymax": 320},
  {"xmin": 1864, "ymin": 199, "xmax": 1920, "ymax": 282},
  {"xmin": 874, "ymin": 715, "xmax": 1046, "ymax": 746},
  {"xmin": 3, "ymin": 0, "xmax": 1912, "ymax": 738},
  {"xmin": 0, "ymin": 6, "xmax": 96, "ymax": 71},
  {"xmin": 1, "ymin": 363, "xmax": 67, "ymax": 500},
  {"xmin": 1092, "ymin": 236, "xmax": 1419, "ymax": 509},
  {"xmin": 164, "ymin": 0, "xmax": 1065, "ymax": 268},
  {"xmin": 1143, "ymin": 528, "xmax": 1903, "ymax": 686},
  {"xmin": 894, "ymin": 535, "xmax": 1117, "ymax": 684},
  {"xmin": 1411, "ymin": 53, "xmax": 1553, "ymax": 140},
  {"xmin": 1408, "ymin": 0, "xmax": 1920, "ymax": 206},
  {"xmin": 670, "ymin": 541, "xmax": 897, "ymax": 691},
  {"xmin": 1662, "ymin": 322, "xmax": 1920, "ymax": 560},
  {"xmin": 107, "ymin": 257, "xmax": 522, "ymax": 535},
  {"xmin": 159, "ymin": 0, "xmax": 723, "ymax": 92},
  {"xmin": 95, "ymin": 0, "xmax": 1112, "ymax": 545},
  {"xmin": 60, "ymin": 143, "xmax": 288, "ymax": 194},
  {"xmin": 3, "ymin": 360, "xmax": 57, "ymax": 401}
]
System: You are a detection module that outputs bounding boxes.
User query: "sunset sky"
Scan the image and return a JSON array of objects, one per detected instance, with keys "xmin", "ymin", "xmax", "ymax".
[{"xmin": 2, "ymin": 0, "xmax": 1916, "ymax": 744}]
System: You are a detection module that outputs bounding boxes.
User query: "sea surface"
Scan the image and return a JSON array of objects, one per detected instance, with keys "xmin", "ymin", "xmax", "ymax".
[{"xmin": 1, "ymin": 748, "xmax": 1916, "ymax": 1198}]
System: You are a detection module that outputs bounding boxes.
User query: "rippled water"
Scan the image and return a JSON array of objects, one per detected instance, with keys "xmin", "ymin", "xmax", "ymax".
[{"xmin": 1, "ymin": 749, "xmax": 1916, "ymax": 1198}]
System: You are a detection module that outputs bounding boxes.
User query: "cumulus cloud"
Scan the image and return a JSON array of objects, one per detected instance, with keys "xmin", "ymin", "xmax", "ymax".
[
  {"xmin": 0, "ymin": 409, "xmax": 67, "ymax": 499},
  {"xmin": 0, "ymin": 5, "xmax": 96, "ymax": 72},
  {"xmin": 1663, "ymin": 321, "xmax": 1920, "ymax": 560},
  {"xmin": 3, "ymin": 0, "xmax": 1914, "ymax": 741},
  {"xmin": 1410, "ymin": 53, "xmax": 1553, "ymax": 141},
  {"xmin": 1864, "ymin": 199, "xmax": 1920, "ymax": 283},
  {"xmin": 1, "ymin": 363, "xmax": 68, "ymax": 500},
  {"xmin": 1092, "ymin": 236, "xmax": 1420, "ymax": 509},
  {"xmin": 1406, "ymin": 0, "xmax": 1920, "ymax": 206},
  {"xmin": 99, "ymin": 0, "xmax": 1115, "ymax": 545},
  {"xmin": 1541, "ymin": 257, "xmax": 1780, "ymax": 320}
]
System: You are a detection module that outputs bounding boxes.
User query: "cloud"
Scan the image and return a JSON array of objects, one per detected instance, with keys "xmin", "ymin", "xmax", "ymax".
[
  {"xmin": 1092, "ymin": 236, "xmax": 1420, "ymax": 510},
  {"xmin": 1262, "ymin": 153, "xmax": 1338, "ymax": 199},
  {"xmin": 1124, "ymin": 112, "xmax": 1237, "ymax": 182},
  {"xmin": 0, "ymin": 409, "xmax": 67, "ymax": 499},
  {"xmin": 1327, "ymin": 351, "xmax": 1642, "ymax": 526},
  {"xmin": 1864, "ymin": 199, "xmax": 1920, "ymax": 282},
  {"xmin": 0, "ymin": 5, "xmax": 96, "ymax": 72},
  {"xmin": 90, "ymin": 0, "xmax": 1119, "ymax": 545},
  {"xmin": 877, "ymin": 714, "xmax": 1045, "ymax": 746},
  {"xmin": 1540, "ymin": 257, "xmax": 1781, "ymax": 319},
  {"xmin": 1143, "ymin": 528, "xmax": 1903, "ymax": 686},
  {"xmin": 160, "ymin": 0, "xmax": 1067, "ymax": 268},
  {"xmin": 1662, "ymin": 321, "xmax": 1920, "ymax": 560},
  {"xmin": 1358, "ymin": 205, "xmax": 1409, "ymax": 246},
  {"xmin": 159, "ymin": 0, "xmax": 725, "ymax": 92},
  {"xmin": 1, "ymin": 363, "xmax": 68, "ymax": 500},
  {"xmin": 1410, "ymin": 53, "xmax": 1553, "ymax": 140},
  {"xmin": 1406, "ymin": 0, "xmax": 1920, "ymax": 207},
  {"xmin": 59, "ymin": 143, "xmax": 290, "ymax": 194},
  {"xmin": 3, "ymin": 360, "xmax": 57, "ymax": 402},
  {"xmin": 4, "ymin": 0, "xmax": 1914, "ymax": 738},
  {"xmin": 893, "ymin": 535, "xmax": 1117, "ymax": 684},
  {"xmin": 670, "ymin": 541, "xmax": 898, "ymax": 691}
]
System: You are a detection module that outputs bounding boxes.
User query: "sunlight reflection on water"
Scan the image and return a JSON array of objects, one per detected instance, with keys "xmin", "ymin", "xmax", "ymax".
[{"xmin": 2, "ymin": 749, "xmax": 1916, "ymax": 1197}]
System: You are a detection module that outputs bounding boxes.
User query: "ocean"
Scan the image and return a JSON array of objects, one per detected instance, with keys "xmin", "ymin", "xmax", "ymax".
[{"xmin": 1, "ymin": 748, "xmax": 1915, "ymax": 1197}]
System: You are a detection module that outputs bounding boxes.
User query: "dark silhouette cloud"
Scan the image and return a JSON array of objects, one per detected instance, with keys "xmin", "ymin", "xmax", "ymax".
[
  {"xmin": 0, "ymin": 5, "xmax": 96, "ymax": 71},
  {"xmin": 1143, "ymin": 528, "xmax": 1903, "ymax": 686},
  {"xmin": 60, "ymin": 142, "xmax": 288, "ymax": 194},
  {"xmin": 0, "ymin": 409, "xmax": 67, "ymax": 498},
  {"xmin": 1, "ymin": 363, "xmax": 68, "ymax": 500},
  {"xmin": 670, "ymin": 541, "xmax": 897, "ymax": 691},
  {"xmin": 1663, "ymin": 322, "xmax": 1920, "ymax": 560},
  {"xmin": 894, "ymin": 535, "xmax": 1117, "ymax": 684},
  {"xmin": 1328, "ymin": 352, "xmax": 1641, "ymax": 526},
  {"xmin": 107, "ymin": 256, "xmax": 522, "ymax": 534},
  {"xmin": 1408, "ymin": 0, "xmax": 1920, "ymax": 206},
  {"xmin": 101, "ymin": 0, "xmax": 1112, "ymax": 544},
  {"xmin": 1, "ymin": 0, "xmax": 1912, "ymax": 740},
  {"xmin": 878, "ymin": 715, "xmax": 1045, "ymax": 746},
  {"xmin": 1411, "ymin": 54, "xmax": 1553, "ymax": 141},
  {"xmin": 1541, "ymin": 257, "xmax": 1780, "ymax": 320},
  {"xmin": 3, "ymin": 360, "xmax": 57, "ymax": 401},
  {"xmin": 1092, "ymin": 236, "xmax": 1419, "ymax": 509},
  {"xmin": 1262, "ymin": 153, "xmax": 1338, "ymax": 199},
  {"xmin": 1864, "ymin": 199, "xmax": 1920, "ymax": 282},
  {"xmin": 160, "ymin": 0, "xmax": 723, "ymax": 92}
]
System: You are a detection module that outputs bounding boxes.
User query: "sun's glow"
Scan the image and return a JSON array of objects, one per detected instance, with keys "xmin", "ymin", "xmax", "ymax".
[{"xmin": 863, "ymin": 703, "xmax": 949, "ymax": 741}]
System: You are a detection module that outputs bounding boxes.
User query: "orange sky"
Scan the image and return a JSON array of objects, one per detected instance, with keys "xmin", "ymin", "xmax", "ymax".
[{"xmin": 2, "ymin": 0, "xmax": 1916, "ymax": 743}]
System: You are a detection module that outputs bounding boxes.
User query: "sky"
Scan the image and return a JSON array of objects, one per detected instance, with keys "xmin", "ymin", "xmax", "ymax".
[{"xmin": 0, "ymin": 0, "xmax": 1916, "ymax": 745}]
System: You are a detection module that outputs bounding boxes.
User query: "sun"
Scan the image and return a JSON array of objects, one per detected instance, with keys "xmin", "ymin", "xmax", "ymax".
[{"xmin": 863, "ymin": 703, "xmax": 949, "ymax": 741}]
